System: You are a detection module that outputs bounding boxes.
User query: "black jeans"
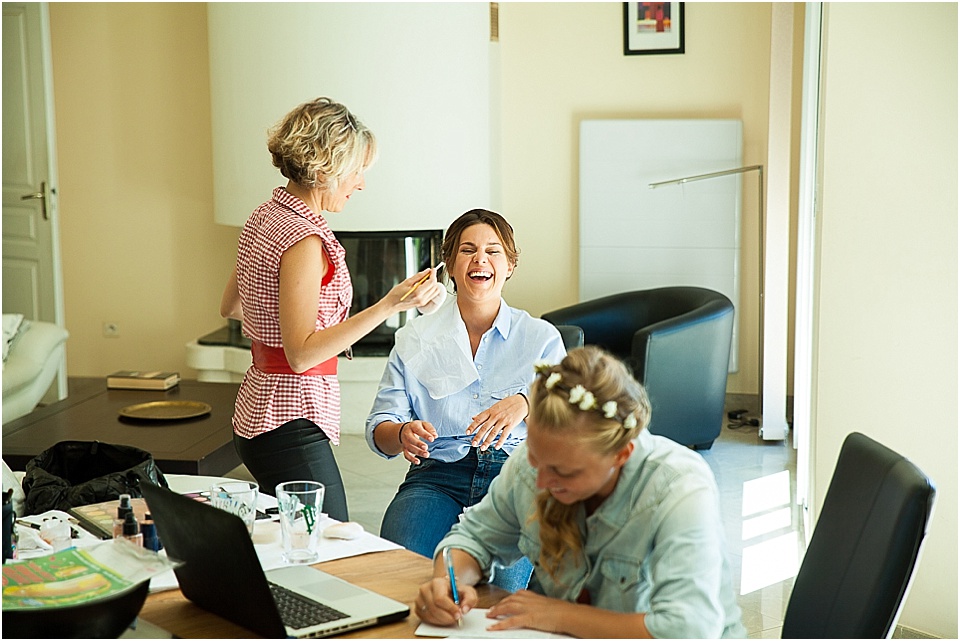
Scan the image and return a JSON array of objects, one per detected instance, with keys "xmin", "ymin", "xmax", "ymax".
[{"xmin": 233, "ymin": 419, "xmax": 348, "ymax": 521}]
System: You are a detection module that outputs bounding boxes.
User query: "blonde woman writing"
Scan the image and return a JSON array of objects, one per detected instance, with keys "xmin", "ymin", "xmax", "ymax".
[{"xmin": 416, "ymin": 346, "xmax": 745, "ymax": 638}]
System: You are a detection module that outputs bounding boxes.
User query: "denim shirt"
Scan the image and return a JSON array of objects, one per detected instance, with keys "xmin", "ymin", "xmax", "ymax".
[
  {"xmin": 365, "ymin": 297, "xmax": 566, "ymax": 463},
  {"xmin": 437, "ymin": 430, "xmax": 746, "ymax": 639}
]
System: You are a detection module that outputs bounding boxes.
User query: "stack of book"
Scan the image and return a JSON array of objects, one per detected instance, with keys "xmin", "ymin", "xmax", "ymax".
[{"xmin": 106, "ymin": 371, "xmax": 180, "ymax": 391}]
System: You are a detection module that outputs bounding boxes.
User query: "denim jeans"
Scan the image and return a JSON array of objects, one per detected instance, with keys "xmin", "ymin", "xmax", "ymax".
[
  {"xmin": 379, "ymin": 447, "xmax": 532, "ymax": 592},
  {"xmin": 233, "ymin": 419, "xmax": 348, "ymax": 522}
]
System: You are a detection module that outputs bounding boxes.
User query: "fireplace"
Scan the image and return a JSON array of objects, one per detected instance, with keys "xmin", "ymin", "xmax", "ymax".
[
  {"xmin": 336, "ymin": 229, "xmax": 444, "ymax": 355},
  {"xmin": 199, "ymin": 229, "xmax": 444, "ymax": 358}
]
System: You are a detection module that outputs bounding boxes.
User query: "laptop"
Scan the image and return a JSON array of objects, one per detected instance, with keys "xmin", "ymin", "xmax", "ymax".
[{"xmin": 141, "ymin": 482, "xmax": 410, "ymax": 638}]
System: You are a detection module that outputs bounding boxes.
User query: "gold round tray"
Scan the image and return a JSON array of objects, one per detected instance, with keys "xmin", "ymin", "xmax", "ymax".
[{"xmin": 119, "ymin": 400, "xmax": 212, "ymax": 421}]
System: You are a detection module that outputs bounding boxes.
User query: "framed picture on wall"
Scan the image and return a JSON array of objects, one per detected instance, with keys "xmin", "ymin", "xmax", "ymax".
[{"xmin": 623, "ymin": 2, "xmax": 685, "ymax": 56}]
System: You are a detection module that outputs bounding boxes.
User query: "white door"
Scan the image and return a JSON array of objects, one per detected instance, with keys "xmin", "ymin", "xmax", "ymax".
[{"xmin": 2, "ymin": 2, "xmax": 66, "ymax": 399}]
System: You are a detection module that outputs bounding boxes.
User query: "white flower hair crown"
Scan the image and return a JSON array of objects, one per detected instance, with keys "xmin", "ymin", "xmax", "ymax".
[{"xmin": 533, "ymin": 361, "xmax": 639, "ymax": 430}]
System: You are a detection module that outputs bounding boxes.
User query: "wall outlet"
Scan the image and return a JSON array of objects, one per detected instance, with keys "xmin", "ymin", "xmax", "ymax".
[{"xmin": 102, "ymin": 322, "xmax": 120, "ymax": 338}]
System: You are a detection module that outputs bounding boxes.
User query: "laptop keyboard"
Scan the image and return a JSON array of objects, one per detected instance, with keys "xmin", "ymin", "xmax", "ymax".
[{"xmin": 269, "ymin": 581, "xmax": 350, "ymax": 630}]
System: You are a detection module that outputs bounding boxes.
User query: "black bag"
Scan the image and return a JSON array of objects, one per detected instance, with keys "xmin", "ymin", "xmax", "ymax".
[{"xmin": 21, "ymin": 441, "xmax": 168, "ymax": 515}]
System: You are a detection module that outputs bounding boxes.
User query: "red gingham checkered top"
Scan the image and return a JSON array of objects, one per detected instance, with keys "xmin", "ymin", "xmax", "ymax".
[{"xmin": 232, "ymin": 187, "xmax": 353, "ymax": 443}]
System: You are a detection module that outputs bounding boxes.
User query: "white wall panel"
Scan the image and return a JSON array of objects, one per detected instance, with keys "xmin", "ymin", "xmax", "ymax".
[{"xmin": 579, "ymin": 119, "xmax": 742, "ymax": 371}]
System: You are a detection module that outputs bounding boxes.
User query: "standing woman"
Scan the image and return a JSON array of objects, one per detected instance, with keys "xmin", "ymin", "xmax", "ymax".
[{"xmin": 220, "ymin": 97, "xmax": 443, "ymax": 521}]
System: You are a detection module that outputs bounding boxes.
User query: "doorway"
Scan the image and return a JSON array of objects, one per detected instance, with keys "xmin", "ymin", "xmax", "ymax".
[{"xmin": 2, "ymin": 2, "xmax": 66, "ymax": 401}]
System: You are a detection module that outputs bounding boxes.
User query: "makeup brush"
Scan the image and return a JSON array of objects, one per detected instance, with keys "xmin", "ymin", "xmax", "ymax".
[{"xmin": 400, "ymin": 262, "xmax": 444, "ymax": 302}]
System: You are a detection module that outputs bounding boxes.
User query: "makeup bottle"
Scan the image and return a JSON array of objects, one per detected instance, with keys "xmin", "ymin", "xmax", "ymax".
[
  {"xmin": 113, "ymin": 493, "xmax": 133, "ymax": 538},
  {"xmin": 141, "ymin": 512, "xmax": 161, "ymax": 552},
  {"xmin": 119, "ymin": 511, "xmax": 143, "ymax": 546}
]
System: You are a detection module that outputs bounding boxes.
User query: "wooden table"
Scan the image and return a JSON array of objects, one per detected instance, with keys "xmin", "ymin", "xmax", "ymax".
[
  {"xmin": 1, "ymin": 378, "xmax": 242, "ymax": 475},
  {"xmin": 138, "ymin": 548, "xmax": 508, "ymax": 638}
]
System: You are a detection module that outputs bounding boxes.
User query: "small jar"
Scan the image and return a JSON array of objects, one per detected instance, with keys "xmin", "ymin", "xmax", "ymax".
[{"xmin": 40, "ymin": 518, "xmax": 72, "ymax": 551}]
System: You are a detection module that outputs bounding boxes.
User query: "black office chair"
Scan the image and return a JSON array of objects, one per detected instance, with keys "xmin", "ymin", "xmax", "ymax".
[
  {"xmin": 543, "ymin": 287, "xmax": 734, "ymax": 449},
  {"xmin": 781, "ymin": 432, "xmax": 936, "ymax": 638}
]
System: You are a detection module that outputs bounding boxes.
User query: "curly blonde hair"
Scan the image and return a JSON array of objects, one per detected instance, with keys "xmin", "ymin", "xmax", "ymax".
[
  {"xmin": 528, "ymin": 346, "xmax": 651, "ymax": 581},
  {"xmin": 267, "ymin": 97, "xmax": 377, "ymax": 191}
]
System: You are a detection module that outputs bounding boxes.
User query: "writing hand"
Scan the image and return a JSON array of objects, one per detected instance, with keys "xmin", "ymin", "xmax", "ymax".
[{"xmin": 415, "ymin": 576, "xmax": 478, "ymax": 626}]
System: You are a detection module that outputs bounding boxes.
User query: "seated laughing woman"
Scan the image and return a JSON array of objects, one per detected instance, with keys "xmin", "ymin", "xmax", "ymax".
[
  {"xmin": 416, "ymin": 346, "xmax": 745, "ymax": 639},
  {"xmin": 365, "ymin": 209, "xmax": 566, "ymax": 592}
]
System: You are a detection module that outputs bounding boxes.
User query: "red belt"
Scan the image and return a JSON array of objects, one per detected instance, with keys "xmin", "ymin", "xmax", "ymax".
[{"xmin": 251, "ymin": 341, "xmax": 338, "ymax": 376}]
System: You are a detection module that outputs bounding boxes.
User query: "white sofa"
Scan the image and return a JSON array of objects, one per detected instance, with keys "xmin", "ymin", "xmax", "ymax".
[{"xmin": 2, "ymin": 317, "xmax": 69, "ymax": 424}]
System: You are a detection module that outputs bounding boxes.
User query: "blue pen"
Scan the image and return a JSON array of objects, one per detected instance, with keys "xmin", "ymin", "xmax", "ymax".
[{"xmin": 442, "ymin": 547, "xmax": 463, "ymax": 628}]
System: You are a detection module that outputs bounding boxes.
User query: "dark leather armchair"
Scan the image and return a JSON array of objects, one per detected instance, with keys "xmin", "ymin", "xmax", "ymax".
[
  {"xmin": 542, "ymin": 287, "xmax": 734, "ymax": 449},
  {"xmin": 554, "ymin": 324, "xmax": 584, "ymax": 351}
]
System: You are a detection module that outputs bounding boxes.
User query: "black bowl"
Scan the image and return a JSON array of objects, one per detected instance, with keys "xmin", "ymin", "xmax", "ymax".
[{"xmin": 2, "ymin": 578, "xmax": 150, "ymax": 638}]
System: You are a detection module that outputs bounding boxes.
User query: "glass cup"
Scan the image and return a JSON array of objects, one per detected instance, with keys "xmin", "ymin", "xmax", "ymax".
[
  {"xmin": 209, "ymin": 481, "xmax": 259, "ymax": 536},
  {"xmin": 276, "ymin": 481, "xmax": 325, "ymax": 564}
]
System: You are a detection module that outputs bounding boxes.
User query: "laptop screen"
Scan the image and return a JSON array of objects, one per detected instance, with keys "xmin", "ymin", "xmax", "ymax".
[{"xmin": 140, "ymin": 482, "xmax": 409, "ymax": 638}]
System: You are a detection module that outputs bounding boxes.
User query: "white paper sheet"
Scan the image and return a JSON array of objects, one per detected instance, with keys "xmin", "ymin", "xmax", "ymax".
[
  {"xmin": 415, "ymin": 609, "xmax": 572, "ymax": 639},
  {"xmin": 147, "ymin": 513, "xmax": 401, "ymax": 592}
]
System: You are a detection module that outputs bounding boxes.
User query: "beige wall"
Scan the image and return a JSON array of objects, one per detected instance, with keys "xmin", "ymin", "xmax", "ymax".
[
  {"xmin": 814, "ymin": 3, "xmax": 957, "ymax": 636},
  {"xmin": 49, "ymin": 2, "xmax": 238, "ymax": 378},
  {"xmin": 40, "ymin": 2, "xmax": 960, "ymax": 634},
  {"xmin": 49, "ymin": 2, "xmax": 779, "ymax": 397},
  {"xmin": 498, "ymin": 2, "xmax": 777, "ymax": 395}
]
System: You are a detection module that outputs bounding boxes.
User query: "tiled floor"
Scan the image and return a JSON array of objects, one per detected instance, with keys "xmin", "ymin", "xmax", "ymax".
[
  {"xmin": 228, "ymin": 390, "xmax": 802, "ymax": 638},
  {"xmin": 697, "ymin": 415, "xmax": 801, "ymax": 639}
]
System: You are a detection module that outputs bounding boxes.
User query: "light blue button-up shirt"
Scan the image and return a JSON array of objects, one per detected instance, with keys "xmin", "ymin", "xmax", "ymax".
[
  {"xmin": 438, "ymin": 430, "xmax": 746, "ymax": 639},
  {"xmin": 365, "ymin": 297, "xmax": 566, "ymax": 462}
]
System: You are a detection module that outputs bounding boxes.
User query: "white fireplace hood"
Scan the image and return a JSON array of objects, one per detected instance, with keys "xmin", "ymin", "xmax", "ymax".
[{"xmin": 207, "ymin": 3, "xmax": 496, "ymax": 232}]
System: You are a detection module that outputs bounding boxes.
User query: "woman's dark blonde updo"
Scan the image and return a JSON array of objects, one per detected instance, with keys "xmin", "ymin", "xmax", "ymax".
[{"xmin": 528, "ymin": 346, "xmax": 652, "ymax": 581}]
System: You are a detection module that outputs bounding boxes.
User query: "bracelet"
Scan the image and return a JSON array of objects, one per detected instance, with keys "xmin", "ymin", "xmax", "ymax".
[
  {"xmin": 398, "ymin": 422, "xmax": 411, "ymax": 446},
  {"xmin": 517, "ymin": 392, "xmax": 529, "ymax": 419}
]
